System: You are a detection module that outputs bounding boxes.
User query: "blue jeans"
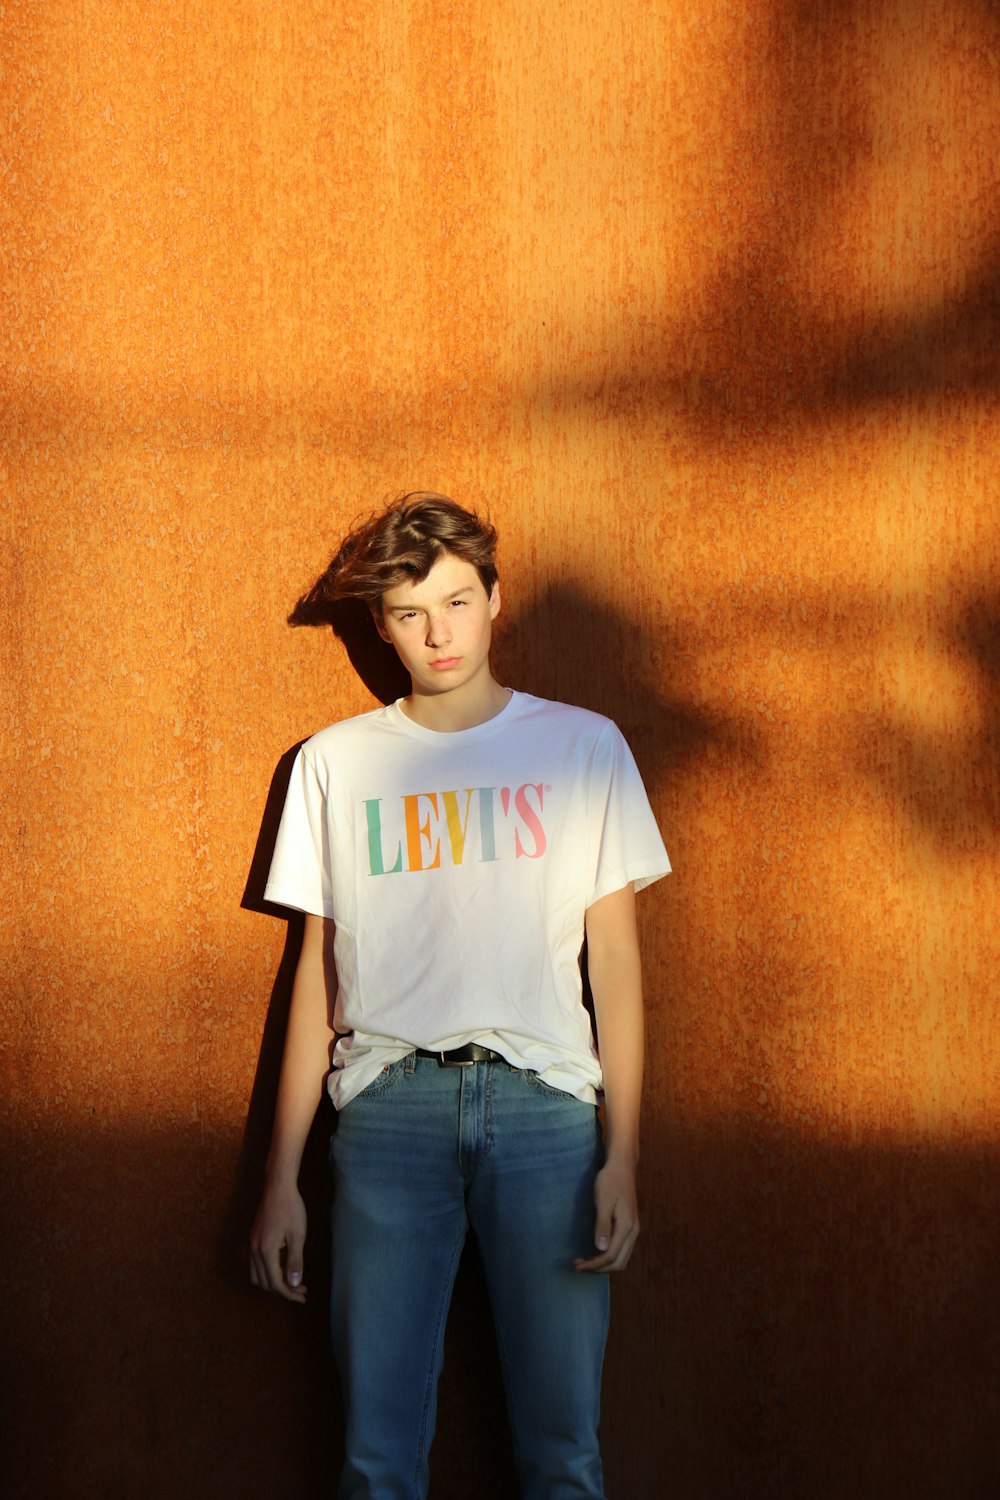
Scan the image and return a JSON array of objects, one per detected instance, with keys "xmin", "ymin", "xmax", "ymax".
[{"xmin": 329, "ymin": 1053, "xmax": 610, "ymax": 1499}]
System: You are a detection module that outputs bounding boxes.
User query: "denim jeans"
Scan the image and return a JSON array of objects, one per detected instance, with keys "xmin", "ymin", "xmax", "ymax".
[{"xmin": 329, "ymin": 1052, "xmax": 610, "ymax": 1500}]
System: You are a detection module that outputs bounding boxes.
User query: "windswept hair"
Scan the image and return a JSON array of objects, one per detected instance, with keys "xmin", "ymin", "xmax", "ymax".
[{"xmin": 289, "ymin": 492, "xmax": 498, "ymax": 625}]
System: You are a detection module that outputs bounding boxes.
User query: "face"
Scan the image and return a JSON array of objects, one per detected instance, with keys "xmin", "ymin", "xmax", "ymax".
[{"xmin": 375, "ymin": 553, "xmax": 501, "ymax": 698}]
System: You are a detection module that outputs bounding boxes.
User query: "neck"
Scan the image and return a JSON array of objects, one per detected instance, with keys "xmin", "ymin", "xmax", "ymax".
[{"xmin": 401, "ymin": 673, "xmax": 511, "ymax": 733}]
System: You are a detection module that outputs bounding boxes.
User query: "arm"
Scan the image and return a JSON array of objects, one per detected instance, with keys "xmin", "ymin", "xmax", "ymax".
[
  {"xmin": 574, "ymin": 883, "xmax": 644, "ymax": 1273},
  {"xmin": 249, "ymin": 912, "xmax": 336, "ymax": 1303}
]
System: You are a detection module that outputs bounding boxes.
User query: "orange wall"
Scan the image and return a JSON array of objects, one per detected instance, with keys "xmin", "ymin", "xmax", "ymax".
[{"xmin": 4, "ymin": 3, "xmax": 1000, "ymax": 1495}]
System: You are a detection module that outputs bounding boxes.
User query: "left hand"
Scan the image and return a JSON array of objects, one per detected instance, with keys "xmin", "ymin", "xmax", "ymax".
[{"xmin": 573, "ymin": 1159, "xmax": 640, "ymax": 1273}]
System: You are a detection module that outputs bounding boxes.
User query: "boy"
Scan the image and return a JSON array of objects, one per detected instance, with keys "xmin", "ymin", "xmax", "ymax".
[{"xmin": 250, "ymin": 493, "xmax": 670, "ymax": 1499}]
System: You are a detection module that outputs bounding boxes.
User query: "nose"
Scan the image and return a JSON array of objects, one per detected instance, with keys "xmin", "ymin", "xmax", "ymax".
[{"xmin": 425, "ymin": 611, "xmax": 451, "ymax": 647}]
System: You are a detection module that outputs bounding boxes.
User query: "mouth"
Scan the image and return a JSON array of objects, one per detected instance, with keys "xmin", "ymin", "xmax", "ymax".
[{"xmin": 429, "ymin": 657, "xmax": 461, "ymax": 671}]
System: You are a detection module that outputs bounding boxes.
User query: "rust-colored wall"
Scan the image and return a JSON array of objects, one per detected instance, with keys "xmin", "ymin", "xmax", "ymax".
[{"xmin": 4, "ymin": 3, "xmax": 1000, "ymax": 1495}]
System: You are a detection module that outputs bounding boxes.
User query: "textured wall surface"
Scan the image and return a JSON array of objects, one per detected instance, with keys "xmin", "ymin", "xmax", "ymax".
[{"xmin": 3, "ymin": 2, "xmax": 1000, "ymax": 1496}]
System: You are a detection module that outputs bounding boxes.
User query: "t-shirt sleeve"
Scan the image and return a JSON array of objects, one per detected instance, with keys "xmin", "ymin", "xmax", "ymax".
[
  {"xmin": 587, "ymin": 724, "xmax": 671, "ymax": 907},
  {"xmin": 263, "ymin": 746, "xmax": 336, "ymax": 919}
]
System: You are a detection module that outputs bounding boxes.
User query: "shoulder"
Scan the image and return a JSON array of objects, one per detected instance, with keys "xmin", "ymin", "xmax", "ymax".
[
  {"xmin": 299, "ymin": 703, "xmax": 397, "ymax": 764},
  {"xmin": 511, "ymin": 692, "xmax": 624, "ymax": 747}
]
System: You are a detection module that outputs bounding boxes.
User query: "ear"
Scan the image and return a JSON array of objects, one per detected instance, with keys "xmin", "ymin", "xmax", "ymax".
[
  {"xmin": 488, "ymin": 581, "xmax": 501, "ymax": 621},
  {"xmin": 372, "ymin": 607, "xmax": 392, "ymax": 644}
]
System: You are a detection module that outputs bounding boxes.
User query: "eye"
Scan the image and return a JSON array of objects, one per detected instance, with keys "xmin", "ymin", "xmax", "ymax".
[{"xmin": 449, "ymin": 598, "xmax": 467, "ymax": 608}]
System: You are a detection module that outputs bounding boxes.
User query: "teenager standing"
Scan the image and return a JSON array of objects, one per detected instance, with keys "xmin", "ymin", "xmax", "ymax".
[{"xmin": 250, "ymin": 494, "xmax": 670, "ymax": 1499}]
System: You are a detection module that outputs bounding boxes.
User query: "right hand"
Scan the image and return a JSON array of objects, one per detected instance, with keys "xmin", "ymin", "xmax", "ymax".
[{"xmin": 249, "ymin": 1180, "xmax": 308, "ymax": 1304}]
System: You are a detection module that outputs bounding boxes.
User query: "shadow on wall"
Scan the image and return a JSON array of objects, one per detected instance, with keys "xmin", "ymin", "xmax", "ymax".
[
  {"xmin": 528, "ymin": 0, "xmax": 1000, "ymax": 439},
  {"xmin": 3, "ymin": 1114, "xmax": 999, "ymax": 1499},
  {"xmin": 273, "ymin": 582, "xmax": 766, "ymax": 780},
  {"xmin": 700, "ymin": 574, "xmax": 1000, "ymax": 854},
  {"xmin": 240, "ymin": 572, "xmax": 1000, "ymax": 862},
  {"xmin": 507, "ymin": 579, "xmax": 1000, "ymax": 858},
  {"xmin": 614, "ymin": 1119, "xmax": 1000, "ymax": 1500}
]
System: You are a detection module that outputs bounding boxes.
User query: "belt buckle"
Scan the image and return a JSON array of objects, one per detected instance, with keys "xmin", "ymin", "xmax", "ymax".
[{"xmin": 438, "ymin": 1050, "xmax": 475, "ymax": 1068}]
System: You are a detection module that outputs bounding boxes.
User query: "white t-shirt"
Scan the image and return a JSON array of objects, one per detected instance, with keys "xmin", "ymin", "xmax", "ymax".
[{"xmin": 264, "ymin": 691, "xmax": 670, "ymax": 1106}]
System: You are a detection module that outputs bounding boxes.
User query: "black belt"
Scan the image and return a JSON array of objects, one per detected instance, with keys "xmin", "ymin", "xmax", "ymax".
[{"xmin": 415, "ymin": 1043, "xmax": 505, "ymax": 1068}]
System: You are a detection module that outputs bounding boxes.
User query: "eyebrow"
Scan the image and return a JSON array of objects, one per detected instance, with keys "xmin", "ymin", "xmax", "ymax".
[{"xmin": 386, "ymin": 587, "xmax": 474, "ymax": 614}]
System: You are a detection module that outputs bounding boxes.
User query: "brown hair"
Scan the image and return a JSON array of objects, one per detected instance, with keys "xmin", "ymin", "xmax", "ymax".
[{"xmin": 289, "ymin": 492, "xmax": 498, "ymax": 624}]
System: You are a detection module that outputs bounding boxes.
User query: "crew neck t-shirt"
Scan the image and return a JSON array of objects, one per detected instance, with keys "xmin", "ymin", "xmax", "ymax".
[{"xmin": 264, "ymin": 691, "xmax": 670, "ymax": 1107}]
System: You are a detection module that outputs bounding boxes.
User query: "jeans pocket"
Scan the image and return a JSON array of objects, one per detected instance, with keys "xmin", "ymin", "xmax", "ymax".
[
  {"xmin": 351, "ymin": 1058, "xmax": 407, "ymax": 1102},
  {"xmin": 520, "ymin": 1068, "xmax": 579, "ymax": 1102}
]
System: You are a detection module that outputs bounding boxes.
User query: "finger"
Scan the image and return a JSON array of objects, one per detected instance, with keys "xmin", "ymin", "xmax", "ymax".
[
  {"xmin": 574, "ymin": 1218, "xmax": 639, "ymax": 1274},
  {"xmin": 250, "ymin": 1244, "xmax": 276, "ymax": 1293},
  {"xmin": 249, "ymin": 1240, "xmax": 274, "ymax": 1291},
  {"xmin": 250, "ymin": 1247, "xmax": 267, "ymax": 1290},
  {"xmin": 573, "ymin": 1231, "xmax": 637, "ymax": 1272},
  {"xmin": 272, "ymin": 1239, "xmax": 308, "ymax": 1302},
  {"xmin": 587, "ymin": 1177, "xmax": 630, "ymax": 1261},
  {"xmin": 590, "ymin": 1168, "xmax": 619, "ymax": 1257},
  {"xmin": 250, "ymin": 1236, "xmax": 308, "ymax": 1303},
  {"xmin": 284, "ymin": 1230, "xmax": 306, "ymax": 1295},
  {"xmin": 278, "ymin": 1278, "xmax": 308, "ymax": 1303},
  {"xmin": 593, "ymin": 1206, "xmax": 613, "ymax": 1257}
]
